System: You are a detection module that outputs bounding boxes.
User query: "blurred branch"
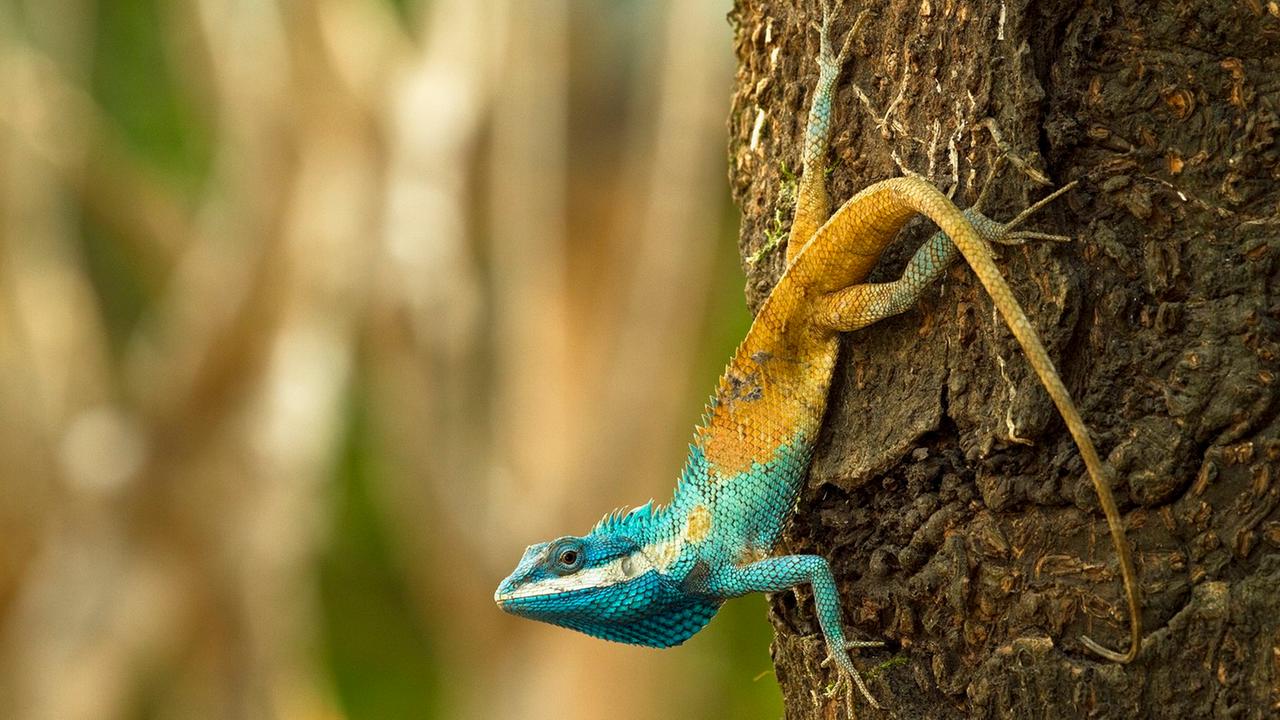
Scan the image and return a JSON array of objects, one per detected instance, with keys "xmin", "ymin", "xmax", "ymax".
[
  {"xmin": 0, "ymin": 46, "xmax": 194, "ymax": 275},
  {"xmin": 2, "ymin": 0, "xmax": 407, "ymax": 716},
  {"xmin": 577, "ymin": 0, "xmax": 736, "ymax": 495},
  {"xmin": 486, "ymin": 0, "xmax": 574, "ymax": 536}
]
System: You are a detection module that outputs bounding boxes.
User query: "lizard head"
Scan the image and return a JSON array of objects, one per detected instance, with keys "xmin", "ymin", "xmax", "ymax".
[{"xmin": 494, "ymin": 503, "xmax": 721, "ymax": 647}]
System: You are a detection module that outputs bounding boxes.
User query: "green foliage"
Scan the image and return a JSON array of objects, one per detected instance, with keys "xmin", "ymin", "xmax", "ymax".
[
  {"xmin": 705, "ymin": 595, "xmax": 785, "ymax": 717},
  {"xmin": 319, "ymin": 381, "xmax": 444, "ymax": 719},
  {"xmin": 76, "ymin": 220, "xmax": 152, "ymax": 355},
  {"xmin": 869, "ymin": 654, "xmax": 909, "ymax": 677},
  {"xmin": 78, "ymin": 0, "xmax": 213, "ymax": 350},
  {"xmin": 91, "ymin": 0, "xmax": 211, "ymax": 189},
  {"xmin": 748, "ymin": 164, "xmax": 798, "ymax": 266}
]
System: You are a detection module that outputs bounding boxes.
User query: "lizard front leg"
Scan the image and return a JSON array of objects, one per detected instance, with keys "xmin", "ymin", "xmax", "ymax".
[{"xmin": 710, "ymin": 555, "xmax": 885, "ymax": 709}]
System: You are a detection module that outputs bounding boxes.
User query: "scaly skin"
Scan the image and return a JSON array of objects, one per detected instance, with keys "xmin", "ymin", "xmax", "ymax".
[{"xmin": 496, "ymin": 1, "xmax": 1140, "ymax": 710}]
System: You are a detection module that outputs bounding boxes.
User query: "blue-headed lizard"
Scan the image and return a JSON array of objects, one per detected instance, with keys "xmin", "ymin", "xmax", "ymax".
[{"xmin": 495, "ymin": 1, "xmax": 1141, "ymax": 708}]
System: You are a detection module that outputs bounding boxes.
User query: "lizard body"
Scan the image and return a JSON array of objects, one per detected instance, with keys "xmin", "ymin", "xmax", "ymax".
[{"xmin": 496, "ymin": 2, "xmax": 1140, "ymax": 708}]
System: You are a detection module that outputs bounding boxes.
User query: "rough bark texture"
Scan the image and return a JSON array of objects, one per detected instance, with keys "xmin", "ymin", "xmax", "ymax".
[{"xmin": 727, "ymin": 1, "xmax": 1280, "ymax": 717}]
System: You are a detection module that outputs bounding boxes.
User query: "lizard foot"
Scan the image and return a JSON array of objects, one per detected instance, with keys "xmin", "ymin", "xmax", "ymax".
[
  {"xmin": 969, "ymin": 179, "xmax": 1080, "ymax": 253},
  {"xmin": 816, "ymin": 0, "xmax": 863, "ymax": 73},
  {"xmin": 996, "ymin": 180, "xmax": 1079, "ymax": 238},
  {"xmin": 967, "ymin": 123, "xmax": 1079, "ymax": 248},
  {"xmin": 820, "ymin": 639, "xmax": 884, "ymax": 710}
]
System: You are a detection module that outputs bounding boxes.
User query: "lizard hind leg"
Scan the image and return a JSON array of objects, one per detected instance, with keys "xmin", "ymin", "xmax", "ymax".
[
  {"xmin": 809, "ymin": 174, "xmax": 1078, "ymax": 334},
  {"xmin": 783, "ymin": 1, "xmax": 864, "ymax": 267},
  {"xmin": 810, "ymin": 227, "xmax": 959, "ymax": 333}
]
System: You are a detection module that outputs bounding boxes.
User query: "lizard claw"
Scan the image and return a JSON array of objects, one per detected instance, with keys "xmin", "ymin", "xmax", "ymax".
[
  {"xmin": 998, "ymin": 180, "xmax": 1079, "ymax": 236},
  {"xmin": 820, "ymin": 638, "xmax": 883, "ymax": 710},
  {"xmin": 969, "ymin": 118, "xmax": 1078, "ymax": 247},
  {"xmin": 997, "ymin": 230, "xmax": 1073, "ymax": 245},
  {"xmin": 816, "ymin": 0, "xmax": 863, "ymax": 70},
  {"xmin": 845, "ymin": 639, "xmax": 886, "ymax": 649}
]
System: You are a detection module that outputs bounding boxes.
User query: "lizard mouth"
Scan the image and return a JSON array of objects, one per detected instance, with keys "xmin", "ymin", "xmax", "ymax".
[
  {"xmin": 493, "ymin": 575, "xmax": 525, "ymax": 607},
  {"xmin": 493, "ymin": 582, "xmax": 510, "ymax": 606}
]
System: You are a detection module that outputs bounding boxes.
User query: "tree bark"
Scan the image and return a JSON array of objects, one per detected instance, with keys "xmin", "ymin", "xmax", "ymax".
[{"xmin": 727, "ymin": 1, "xmax": 1280, "ymax": 717}]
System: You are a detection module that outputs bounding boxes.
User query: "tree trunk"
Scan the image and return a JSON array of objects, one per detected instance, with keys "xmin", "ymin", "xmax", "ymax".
[{"xmin": 727, "ymin": 1, "xmax": 1280, "ymax": 717}]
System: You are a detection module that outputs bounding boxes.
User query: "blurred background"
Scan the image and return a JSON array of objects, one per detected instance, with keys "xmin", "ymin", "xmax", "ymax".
[{"xmin": 0, "ymin": 0, "xmax": 784, "ymax": 718}]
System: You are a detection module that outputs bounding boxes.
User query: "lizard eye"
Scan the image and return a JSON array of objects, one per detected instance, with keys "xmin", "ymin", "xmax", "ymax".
[{"xmin": 550, "ymin": 540, "xmax": 585, "ymax": 574}]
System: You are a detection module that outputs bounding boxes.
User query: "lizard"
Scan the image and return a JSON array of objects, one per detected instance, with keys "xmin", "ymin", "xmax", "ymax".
[{"xmin": 494, "ymin": 0, "xmax": 1141, "ymax": 709}]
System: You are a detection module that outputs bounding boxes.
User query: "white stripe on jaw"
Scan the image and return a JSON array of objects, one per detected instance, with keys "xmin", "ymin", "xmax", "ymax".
[
  {"xmin": 496, "ymin": 538, "xmax": 685, "ymax": 601},
  {"xmin": 497, "ymin": 550, "xmax": 654, "ymax": 601}
]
